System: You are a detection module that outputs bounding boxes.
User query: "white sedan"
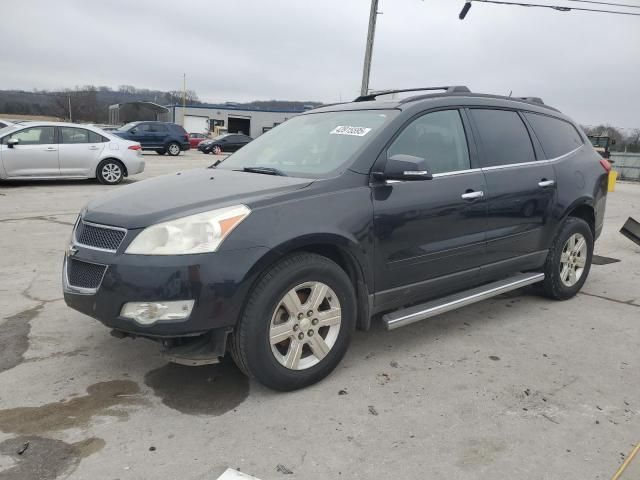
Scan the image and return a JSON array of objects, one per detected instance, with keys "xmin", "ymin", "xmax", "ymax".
[{"xmin": 0, "ymin": 122, "xmax": 145, "ymax": 184}]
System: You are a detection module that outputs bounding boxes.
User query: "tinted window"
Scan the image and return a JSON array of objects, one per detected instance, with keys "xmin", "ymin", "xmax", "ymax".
[
  {"xmin": 524, "ymin": 113, "xmax": 583, "ymax": 159},
  {"xmin": 61, "ymin": 127, "xmax": 90, "ymax": 144},
  {"xmin": 3, "ymin": 126, "xmax": 56, "ymax": 145},
  {"xmin": 470, "ymin": 109, "xmax": 536, "ymax": 167},
  {"xmin": 149, "ymin": 123, "xmax": 167, "ymax": 133},
  {"xmin": 88, "ymin": 131, "xmax": 107, "ymax": 143},
  {"xmin": 388, "ymin": 110, "xmax": 470, "ymax": 174}
]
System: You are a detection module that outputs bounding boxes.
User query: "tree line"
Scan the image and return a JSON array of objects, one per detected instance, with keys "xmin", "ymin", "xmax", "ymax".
[{"xmin": 581, "ymin": 125, "xmax": 640, "ymax": 153}]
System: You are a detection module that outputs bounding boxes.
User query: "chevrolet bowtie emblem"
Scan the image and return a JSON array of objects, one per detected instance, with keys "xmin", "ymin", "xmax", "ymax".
[{"xmin": 67, "ymin": 245, "xmax": 78, "ymax": 257}]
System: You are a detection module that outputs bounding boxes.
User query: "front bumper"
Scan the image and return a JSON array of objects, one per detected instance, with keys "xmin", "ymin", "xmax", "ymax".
[{"xmin": 63, "ymin": 242, "xmax": 270, "ymax": 337}]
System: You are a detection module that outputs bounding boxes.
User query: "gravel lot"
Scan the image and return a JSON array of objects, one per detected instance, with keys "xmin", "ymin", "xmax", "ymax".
[{"xmin": 0, "ymin": 150, "xmax": 638, "ymax": 480}]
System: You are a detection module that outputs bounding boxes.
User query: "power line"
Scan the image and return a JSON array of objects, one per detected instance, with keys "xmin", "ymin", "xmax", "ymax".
[
  {"xmin": 461, "ymin": 0, "xmax": 640, "ymax": 16},
  {"xmin": 568, "ymin": 0, "xmax": 640, "ymax": 8}
]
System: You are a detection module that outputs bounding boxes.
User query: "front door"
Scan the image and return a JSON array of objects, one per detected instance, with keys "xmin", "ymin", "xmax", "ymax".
[
  {"xmin": 0, "ymin": 126, "xmax": 59, "ymax": 177},
  {"xmin": 468, "ymin": 108, "xmax": 556, "ymax": 268},
  {"xmin": 58, "ymin": 127, "xmax": 105, "ymax": 177},
  {"xmin": 373, "ymin": 109, "xmax": 488, "ymax": 309}
]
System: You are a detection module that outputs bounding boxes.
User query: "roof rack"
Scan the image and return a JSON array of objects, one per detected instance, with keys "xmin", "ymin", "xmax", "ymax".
[
  {"xmin": 354, "ymin": 86, "xmax": 471, "ymax": 102},
  {"xmin": 517, "ymin": 96, "xmax": 545, "ymax": 105}
]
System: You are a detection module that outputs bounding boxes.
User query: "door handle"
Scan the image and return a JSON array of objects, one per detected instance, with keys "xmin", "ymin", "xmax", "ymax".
[
  {"xmin": 538, "ymin": 179, "xmax": 555, "ymax": 188},
  {"xmin": 45, "ymin": 147, "xmax": 57, "ymax": 151},
  {"xmin": 88, "ymin": 146, "xmax": 100, "ymax": 150},
  {"xmin": 461, "ymin": 190, "xmax": 484, "ymax": 200}
]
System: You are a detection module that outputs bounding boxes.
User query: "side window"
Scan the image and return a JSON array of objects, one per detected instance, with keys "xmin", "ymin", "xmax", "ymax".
[
  {"xmin": 524, "ymin": 112, "xmax": 583, "ymax": 159},
  {"xmin": 151, "ymin": 123, "xmax": 168, "ymax": 133},
  {"xmin": 88, "ymin": 131, "xmax": 107, "ymax": 143},
  {"xmin": 137, "ymin": 124, "xmax": 150, "ymax": 133},
  {"xmin": 3, "ymin": 126, "xmax": 56, "ymax": 145},
  {"xmin": 388, "ymin": 110, "xmax": 470, "ymax": 174},
  {"xmin": 470, "ymin": 109, "xmax": 535, "ymax": 167},
  {"xmin": 61, "ymin": 127, "xmax": 90, "ymax": 144}
]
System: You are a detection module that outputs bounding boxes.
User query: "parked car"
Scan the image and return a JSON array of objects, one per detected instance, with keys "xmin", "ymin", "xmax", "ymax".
[
  {"xmin": 0, "ymin": 119, "xmax": 16, "ymax": 129},
  {"xmin": 188, "ymin": 132, "xmax": 208, "ymax": 149},
  {"xmin": 0, "ymin": 122, "xmax": 144, "ymax": 184},
  {"xmin": 199, "ymin": 133, "xmax": 252, "ymax": 154},
  {"xmin": 113, "ymin": 121, "xmax": 189, "ymax": 156},
  {"xmin": 197, "ymin": 138, "xmax": 214, "ymax": 153},
  {"xmin": 63, "ymin": 86, "xmax": 609, "ymax": 391}
]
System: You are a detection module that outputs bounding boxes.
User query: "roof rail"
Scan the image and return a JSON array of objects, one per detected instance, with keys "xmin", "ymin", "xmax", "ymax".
[
  {"xmin": 354, "ymin": 86, "xmax": 471, "ymax": 102},
  {"xmin": 517, "ymin": 97, "xmax": 545, "ymax": 105}
]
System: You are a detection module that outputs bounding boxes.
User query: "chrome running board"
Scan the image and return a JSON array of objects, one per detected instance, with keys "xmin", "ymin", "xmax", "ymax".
[{"xmin": 382, "ymin": 272, "xmax": 545, "ymax": 330}]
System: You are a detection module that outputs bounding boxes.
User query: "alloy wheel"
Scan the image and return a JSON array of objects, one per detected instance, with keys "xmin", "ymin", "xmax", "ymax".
[
  {"xmin": 269, "ymin": 282, "xmax": 341, "ymax": 370},
  {"xmin": 168, "ymin": 143, "xmax": 180, "ymax": 155},
  {"xmin": 559, "ymin": 233, "xmax": 587, "ymax": 287},
  {"xmin": 102, "ymin": 163, "xmax": 122, "ymax": 183}
]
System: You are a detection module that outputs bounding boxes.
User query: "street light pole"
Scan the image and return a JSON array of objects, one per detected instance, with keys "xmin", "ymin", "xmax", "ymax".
[{"xmin": 360, "ymin": 0, "xmax": 380, "ymax": 96}]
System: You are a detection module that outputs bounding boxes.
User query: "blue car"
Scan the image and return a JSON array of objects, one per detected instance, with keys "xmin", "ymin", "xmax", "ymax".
[{"xmin": 113, "ymin": 121, "xmax": 190, "ymax": 156}]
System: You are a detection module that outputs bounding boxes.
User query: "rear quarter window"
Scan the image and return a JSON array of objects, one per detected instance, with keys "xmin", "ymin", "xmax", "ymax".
[{"xmin": 524, "ymin": 112, "xmax": 584, "ymax": 159}]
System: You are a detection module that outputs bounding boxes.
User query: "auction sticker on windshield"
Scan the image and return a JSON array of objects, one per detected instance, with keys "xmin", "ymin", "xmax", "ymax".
[{"xmin": 330, "ymin": 126, "xmax": 372, "ymax": 136}]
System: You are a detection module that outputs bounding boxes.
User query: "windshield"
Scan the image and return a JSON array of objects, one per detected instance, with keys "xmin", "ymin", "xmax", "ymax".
[
  {"xmin": 216, "ymin": 110, "xmax": 397, "ymax": 178},
  {"xmin": 116, "ymin": 122, "xmax": 139, "ymax": 132}
]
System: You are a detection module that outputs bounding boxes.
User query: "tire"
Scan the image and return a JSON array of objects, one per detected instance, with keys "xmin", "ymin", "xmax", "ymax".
[
  {"xmin": 167, "ymin": 142, "xmax": 181, "ymax": 156},
  {"xmin": 155, "ymin": 149, "xmax": 166, "ymax": 155},
  {"xmin": 231, "ymin": 253, "xmax": 356, "ymax": 391},
  {"xmin": 540, "ymin": 217, "xmax": 594, "ymax": 300},
  {"xmin": 96, "ymin": 159, "xmax": 125, "ymax": 185},
  {"xmin": 213, "ymin": 145, "xmax": 223, "ymax": 155}
]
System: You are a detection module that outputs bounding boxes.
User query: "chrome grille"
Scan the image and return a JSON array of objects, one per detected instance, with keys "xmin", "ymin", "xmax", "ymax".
[
  {"xmin": 75, "ymin": 221, "xmax": 126, "ymax": 251},
  {"xmin": 67, "ymin": 258, "xmax": 107, "ymax": 290}
]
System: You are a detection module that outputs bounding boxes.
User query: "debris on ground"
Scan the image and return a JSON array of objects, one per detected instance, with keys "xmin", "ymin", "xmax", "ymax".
[
  {"xmin": 368, "ymin": 405, "xmax": 378, "ymax": 416},
  {"xmin": 17, "ymin": 441, "xmax": 29, "ymax": 455},
  {"xmin": 376, "ymin": 373, "xmax": 390, "ymax": 385},
  {"xmin": 276, "ymin": 464, "xmax": 293, "ymax": 474},
  {"xmin": 489, "ymin": 355, "xmax": 501, "ymax": 361},
  {"xmin": 390, "ymin": 361, "xmax": 399, "ymax": 368},
  {"xmin": 338, "ymin": 389, "xmax": 348, "ymax": 395}
]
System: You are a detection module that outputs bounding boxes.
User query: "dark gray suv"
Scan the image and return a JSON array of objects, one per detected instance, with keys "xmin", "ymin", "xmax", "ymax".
[{"xmin": 64, "ymin": 86, "xmax": 610, "ymax": 390}]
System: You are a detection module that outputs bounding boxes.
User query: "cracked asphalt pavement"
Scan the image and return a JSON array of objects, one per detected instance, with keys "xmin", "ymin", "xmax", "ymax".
[{"xmin": 0, "ymin": 151, "xmax": 638, "ymax": 479}]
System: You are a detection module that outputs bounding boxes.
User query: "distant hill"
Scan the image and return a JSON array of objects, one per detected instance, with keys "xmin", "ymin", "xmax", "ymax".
[{"xmin": 0, "ymin": 86, "xmax": 323, "ymax": 123}]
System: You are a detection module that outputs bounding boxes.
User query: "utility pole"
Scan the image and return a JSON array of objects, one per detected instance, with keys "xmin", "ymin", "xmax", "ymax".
[
  {"xmin": 68, "ymin": 95, "xmax": 72, "ymax": 122},
  {"xmin": 182, "ymin": 73, "xmax": 186, "ymax": 126},
  {"xmin": 360, "ymin": 0, "xmax": 380, "ymax": 96}
]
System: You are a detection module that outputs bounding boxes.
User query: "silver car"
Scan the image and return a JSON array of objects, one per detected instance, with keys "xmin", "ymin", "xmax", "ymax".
[{"xmin": 0, "ymin": 122, "xmax": 145, "ymax": 184}]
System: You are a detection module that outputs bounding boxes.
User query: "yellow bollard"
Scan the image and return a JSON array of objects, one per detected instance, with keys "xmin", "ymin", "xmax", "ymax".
[{"xmin": 608, "ymin": 170, "xmax": 618, "ymax": 192}]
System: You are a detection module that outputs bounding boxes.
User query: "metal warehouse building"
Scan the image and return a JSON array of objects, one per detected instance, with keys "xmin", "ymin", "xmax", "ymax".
[{"xmin": 166, "ymin": 104, "xmax": 304, "ymax": 138}]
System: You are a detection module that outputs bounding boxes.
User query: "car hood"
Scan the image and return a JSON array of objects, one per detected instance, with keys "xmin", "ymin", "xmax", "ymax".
[{"xmin": 83, "ymin": 168, "xmax": 314, "ymax": 229}]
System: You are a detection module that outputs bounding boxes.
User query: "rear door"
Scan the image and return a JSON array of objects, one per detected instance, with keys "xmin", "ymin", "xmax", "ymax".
[
  {"xmin": 0, "ymin": 126, "xmax": 59, "ymax": 177},
  {"xmin": 468, "ymin": 108, "xmax": 556, "ymax": 272},
  {"xmin": 372, "ymin": 109, "xmax": 488, "ymax": 308},
  {"xmin": 149, "ymin": 123, "xmax": 168, "ymax": 147},
  {"xmin": 58, "ymin": 127, "xmax": 106, "ymax": 177}
]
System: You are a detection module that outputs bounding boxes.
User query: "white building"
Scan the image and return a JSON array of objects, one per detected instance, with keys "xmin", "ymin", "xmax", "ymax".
[{"xmin": 166, "ymin": 104, "xmax": 304, "ymax": 138}]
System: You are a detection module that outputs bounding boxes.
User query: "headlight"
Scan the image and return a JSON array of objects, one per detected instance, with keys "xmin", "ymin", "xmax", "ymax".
[{"xmin": 125, "ymin": 205, "xmax": 250, "ymax": 255}]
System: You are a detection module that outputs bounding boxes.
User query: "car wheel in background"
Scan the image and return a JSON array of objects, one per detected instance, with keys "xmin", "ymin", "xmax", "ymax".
[
  {"xmin": 97, "ymin": 159, "xmax": 125, "ymax": 185},
  {"xmin": 213, "ymin": 145, "xmax": 222, "ymax": 155},
  {"xmin": 155, "ymin": 149, "xmax": 166, "ymax": 155},
  {"xmin": 230, "ymin": 253, "xmax": 356, "ymax": 391},
  {"xmin": 540, "ymin": 217, "xmax": 594, "ymax": 300},
  {"xmin": 167, "ymin": 142, "xmax": 181, "ymax": 156}
]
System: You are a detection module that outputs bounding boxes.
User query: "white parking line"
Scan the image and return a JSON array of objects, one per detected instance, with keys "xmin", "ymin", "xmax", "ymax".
[{"xmin": 216, "ymin": 468, "xmax": 263, "ymax": 480}]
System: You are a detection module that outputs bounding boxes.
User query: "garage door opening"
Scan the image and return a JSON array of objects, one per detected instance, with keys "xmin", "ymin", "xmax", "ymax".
[{"xmin": 228, "ymin": 117, "xmax": 251, "ymax": 135}]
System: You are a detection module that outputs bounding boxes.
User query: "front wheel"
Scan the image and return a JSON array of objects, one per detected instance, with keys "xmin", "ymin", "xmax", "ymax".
[
  {"xmin": 230, "ymin": 253, "xmax": 356, "ymax": 391},
  {"xmin": 213, "ymin": 145, "xmax": 223, "ymax": 155},
  {"xmin": 167, "ymin": 142, "xmax": 181, "ymax": 156},
  {"xmin": 540, "ymin": 217, "xmax": 594, "ymax": 300},
  {"xmin": 96, "ymin": 159, "xmax": 124, "ymax": 185}
]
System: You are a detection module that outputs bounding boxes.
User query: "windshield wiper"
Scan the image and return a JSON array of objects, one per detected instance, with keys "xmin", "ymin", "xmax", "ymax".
[{"xmin": 240, "ymin": 167, "xmax": 288, "ymax": 177}]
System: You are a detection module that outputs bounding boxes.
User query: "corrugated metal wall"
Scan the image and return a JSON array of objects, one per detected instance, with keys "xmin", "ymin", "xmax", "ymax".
[{"xmin": 610, "ymin": 153, "xmax": 640, "ymax": 181}]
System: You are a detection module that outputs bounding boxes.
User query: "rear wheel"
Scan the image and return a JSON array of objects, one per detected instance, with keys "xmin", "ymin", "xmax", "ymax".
[
  {"xmin": 167, "ymin": 142, "xmax": 181, "ymax": 156},
  {"xmin": 540, "ymin": 217, "xmax": 593, "ymax": 300},
  {"xmin": 231, "ymin": 253, "xmax": 356, "ymax": 391},
  {"xmin": 97, "ymin": 159, "xmax": 124, "ymax": 185},
  {"xmin": 155, "ymin": 149, "xmax": 166, "ymax": 155}
]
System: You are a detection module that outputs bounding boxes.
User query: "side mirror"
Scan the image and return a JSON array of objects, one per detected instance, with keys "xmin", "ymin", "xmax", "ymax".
[
  {"xmin": 382, "ymin": 154, "xmax": 433, "ymax": 181},
  {"xmin": 7, "ymin": 138, "xmax": 19, "ymax": 148}
]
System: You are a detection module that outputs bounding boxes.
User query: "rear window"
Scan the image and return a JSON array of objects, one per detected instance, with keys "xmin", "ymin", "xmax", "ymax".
[
  {"xmin": 470, "ymin": 109, "xmax": 536, "ymax": 167},
  {"xmin": 524, "ymin": 113, "xmax": 583, "ymax": 159}
]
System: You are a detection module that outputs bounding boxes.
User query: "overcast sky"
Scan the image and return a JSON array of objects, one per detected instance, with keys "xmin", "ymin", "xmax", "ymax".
[{"xmin": 2, "ymin": 0, "xmax": 639, "ymax": 126}]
